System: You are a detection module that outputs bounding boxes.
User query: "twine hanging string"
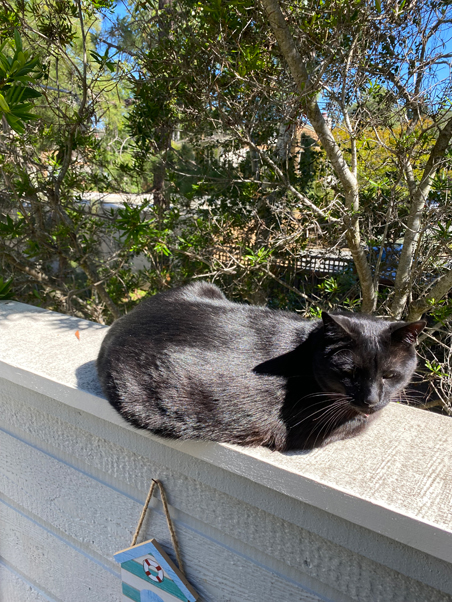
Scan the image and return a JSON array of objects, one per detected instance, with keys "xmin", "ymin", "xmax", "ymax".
[{"xmin": 131, "ymin": 479, "xmax": 185, "ymax": 576}]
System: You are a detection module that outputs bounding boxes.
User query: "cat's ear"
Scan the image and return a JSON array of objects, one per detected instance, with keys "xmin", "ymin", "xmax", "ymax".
[
  {"xmin": 322, "ymin": 312, "xmax": 354, "ymax": 338},
  {"xmin": 391, "ymin": 320, "xmax": 426, "ymax": 346}
]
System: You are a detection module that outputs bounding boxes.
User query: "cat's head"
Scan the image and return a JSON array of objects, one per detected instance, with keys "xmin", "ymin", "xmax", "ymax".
[{"xmin": 313, "ymin": 312, "xmax": 426, "ymax": 415}]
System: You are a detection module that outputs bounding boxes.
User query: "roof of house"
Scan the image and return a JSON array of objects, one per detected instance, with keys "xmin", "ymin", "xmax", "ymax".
[{"xmin": 115, "ymin": 539, "xmax": 198, "ymax": 602}]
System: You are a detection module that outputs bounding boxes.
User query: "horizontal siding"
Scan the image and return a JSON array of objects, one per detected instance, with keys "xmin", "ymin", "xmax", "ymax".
[
  {"xmin": 0, "ymin": 500, "xmax": 119, "ymax": 602},
  {"xmin": 0, "ymin": 560, "xmax": 58, "ymax": 602},
  {"xmin": 1, "ymin": 380, "xmax": 452, "ymax": 602}
]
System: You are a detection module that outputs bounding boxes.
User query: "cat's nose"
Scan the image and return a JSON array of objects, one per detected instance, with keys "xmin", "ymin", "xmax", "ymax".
[
  {"xmin": 364, "ymin": 398, "xmax": 379, "ymax": 408},
  {"xmin": 363, "ymin": 384, "xmax": 380, "ymax": 407}
]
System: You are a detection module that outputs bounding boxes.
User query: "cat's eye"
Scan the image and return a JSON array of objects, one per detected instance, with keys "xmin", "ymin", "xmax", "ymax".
[
  {"xmin": 342, "ymin": 367, "xmax": 355, "ymax": 376},
  {"xmin": 383, "ymin": 372, "xmax": 397, "ymax": 379}
]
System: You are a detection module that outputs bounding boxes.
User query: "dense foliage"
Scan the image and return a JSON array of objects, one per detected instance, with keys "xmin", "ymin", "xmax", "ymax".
[{"xmin": 1, "ymin": 0, "xmax": 452, "ymax": 411}]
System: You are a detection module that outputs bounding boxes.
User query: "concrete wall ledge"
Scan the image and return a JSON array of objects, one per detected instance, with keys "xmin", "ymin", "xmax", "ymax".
[{"xmin": 1, "ymin": 300, "xmax": 451, "ymax": 602}]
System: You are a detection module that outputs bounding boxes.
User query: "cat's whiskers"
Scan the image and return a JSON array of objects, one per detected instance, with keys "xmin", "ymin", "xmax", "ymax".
[
  {"xmin": 290, "ymin": 398, "xmax": 348, "ymax": 425},
  {"xmin": 311, "ymin": 403, "xmax": 353, "ymax": 448},
  {"xmin": 293, "ymin": 391, "xmax": 351, "ymax": 409},
  {"xmin": 396, "ymin": 388, "xmax": 426, "ymax": 406},
  {"xmin": 288, "ymin": 399, "xmax": 341, "ymax": 423},
  {"xmin": 293, "ymin": 391, "xmax": 352, "ymax": 403},
  {"xmin": 296, "ymin": 398, "xmax": 351, "ymax": 426},
  {"xmin": 313, "ymin": 412, "xmax": 343, "ymax": 448},
  {"xmin": 301, "ymin": 394, "xmax": 353, "ymax": 436},
  {"xmin": 310, "ymin": 406, "xmax": 347, "ymax": 448},
  {"xmin": 398, "ymin": 396, "xmax": 424, "ymax": 406},
  {"xmin": 401, "ymin": 387, "xmax": 425, "ymax": 397},
  {"xmin": 324, "ymin": 404, "xmax": 354, "ymax": 436},
  {"xmin": 290, "ymin": 391, "xmax": 351, "ymax": 417},
  {"xmin": 290, "ymin": 396, "xmax": 352, "ymax": 428},
  {"xmin": 312, "ymin": 399, "xmax": 350, "ymax": 422}
]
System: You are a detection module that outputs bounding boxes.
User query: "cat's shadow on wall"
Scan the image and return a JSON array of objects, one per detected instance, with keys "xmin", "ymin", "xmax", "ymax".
[{"xmin": 75, "ymin": 360, "xmax": 105, "ymax": 398}]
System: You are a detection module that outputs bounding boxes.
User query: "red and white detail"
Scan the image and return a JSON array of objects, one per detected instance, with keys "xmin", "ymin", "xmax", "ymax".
[{"xmin": 143, "ymin": 557, "xmax": 164, "ymax": 583}]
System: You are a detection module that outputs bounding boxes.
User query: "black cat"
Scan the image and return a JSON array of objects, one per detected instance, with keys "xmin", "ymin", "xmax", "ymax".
[{"xmin": 97, "ymin": 281, "xmax": 425, "ymax": 451}]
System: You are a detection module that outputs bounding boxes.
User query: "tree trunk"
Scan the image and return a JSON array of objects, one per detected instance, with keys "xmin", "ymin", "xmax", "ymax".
[
  {"xmin": 152, "ymin": 128, "xmax": 172, "ymax": 213},
  {"xmin": 260, "ymin": 0, "xmax": 376, "ymax": 312},
  {"xmin": 151, "ymin": 0, "xmax": 173, "ymax": 215}
]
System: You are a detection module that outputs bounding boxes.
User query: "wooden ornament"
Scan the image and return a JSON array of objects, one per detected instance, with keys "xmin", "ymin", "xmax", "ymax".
[
  {"xmin": 115, "ymin": 480, "xmax": 199, "ymax": 602},
  {"xmin": 115, "ymin": 538, "xmax": 199, "ymax": 602}
]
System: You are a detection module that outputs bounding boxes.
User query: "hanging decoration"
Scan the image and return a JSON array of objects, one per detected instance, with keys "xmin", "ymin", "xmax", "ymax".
[{"xmin": 115, "ymin": 479, "xmax": 199, "ymax": 602}]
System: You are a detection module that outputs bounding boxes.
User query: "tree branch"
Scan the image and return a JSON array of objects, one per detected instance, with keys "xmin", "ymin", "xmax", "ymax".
[
  {"xmin": 243, "ymin": 132, "xmax": 337, "ymax": 222},
  {"xmin": 407, "ymin": 269, "xmax": 452, "ymax": 322},
  {"xmin": 391, "ymin": 113, "xmax": 452, "ymax": 318}
]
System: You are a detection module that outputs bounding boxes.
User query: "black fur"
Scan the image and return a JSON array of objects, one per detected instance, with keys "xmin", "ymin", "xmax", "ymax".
[{"xmin": 97, "ymin": 282, "xmax": 425, "ymax": 451}]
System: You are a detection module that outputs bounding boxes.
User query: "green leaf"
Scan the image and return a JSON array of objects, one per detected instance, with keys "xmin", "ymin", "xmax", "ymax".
[
  {"xmin": 13, "ymin": 76, "xmax": 38, "ymax": 84},
  {"xmin": 13, "ymin": 29, "xmax": 22, "ymax": 53},
  {"xmin": 0, "ymin": 93, "xmax": 10, "ymax": 113},
  {"xmin": 375, "ymin": 0, "xmax": 382, "ymax": 12},
  {"xmin": 0, "ymin": 53, "xmax": 12, "ymax": 72},
  {"xmin": 4, "ymin": 112, "xmax": 25, "ymax": 133},
  {"xmin": 15, "ymin": 63, "xmax": 41, "ymax": 77},
  {"xmin": 17, "ymin": 51, "xmax": 26, "ymax": 66},
  {"xmin": 89, "ymin": 50, "xmax": 102, "ymax": 63},
  {"xmin": 13, "ymin": 86, "xmax": 41, "ymax": 101},
  {"xmin": 12, "ymin": 110, "xmax": 39, "ymax": 121},
  {"xmin": 0, "ymin": 277, "xmax": 14, "ymax": 300}
]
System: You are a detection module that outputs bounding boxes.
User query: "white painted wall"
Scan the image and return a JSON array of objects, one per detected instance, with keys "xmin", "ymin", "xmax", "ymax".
[{"xmin": 0, "ymin": 300, "xmax": 451, "ymax": 602}]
